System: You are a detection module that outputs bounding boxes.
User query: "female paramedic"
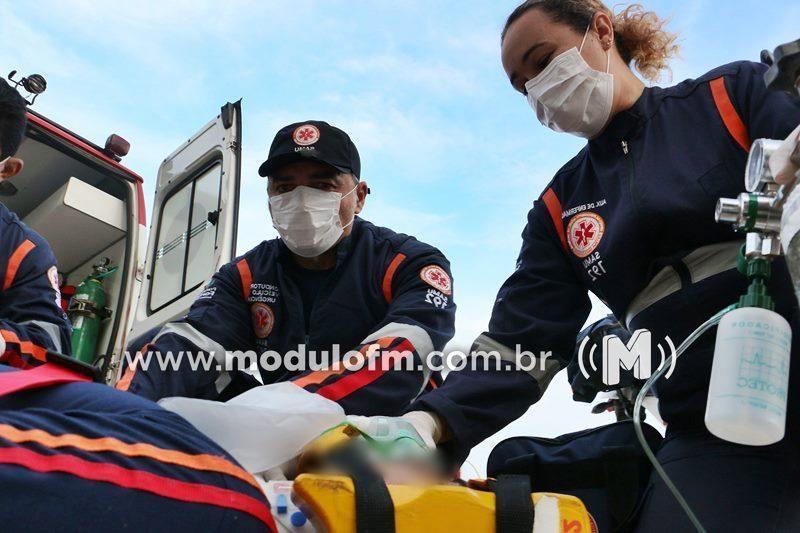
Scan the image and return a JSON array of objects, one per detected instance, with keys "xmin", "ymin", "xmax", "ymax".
[{"xmin": 371, "ymin": 1, "xmax": 800, "ymax": 531}]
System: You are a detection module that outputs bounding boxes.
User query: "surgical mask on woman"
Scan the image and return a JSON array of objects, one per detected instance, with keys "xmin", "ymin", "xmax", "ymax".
[
  {"xmin": 269, "ymin": 184, "xmax": 357, "ymax": 258},
  {"xmin": 524, "ymin": 25, "xmax": 614, "ymax": 139}
]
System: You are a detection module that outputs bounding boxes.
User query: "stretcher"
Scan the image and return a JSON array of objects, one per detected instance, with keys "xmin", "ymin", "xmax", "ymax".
[{"xmin": 261, "ymin": 423, "xmax": 596, "ymax": 533}]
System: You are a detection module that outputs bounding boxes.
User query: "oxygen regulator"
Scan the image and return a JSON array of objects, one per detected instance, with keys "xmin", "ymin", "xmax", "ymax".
[{"xmin": 715, "ymin": 38, "xmax": 800, "ymax": 298}]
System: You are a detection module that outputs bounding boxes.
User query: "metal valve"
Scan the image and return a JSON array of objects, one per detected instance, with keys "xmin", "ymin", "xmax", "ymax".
[
  {"xmin": 716, "ymin": 137, "xmax": 787, "ymax": 261},
  {"xmin": 715, "ymin": 192, "xmax": 782, "ymax": 234}
]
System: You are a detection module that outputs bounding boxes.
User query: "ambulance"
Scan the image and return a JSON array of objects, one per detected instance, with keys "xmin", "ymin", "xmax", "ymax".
[{"xmin": 10, "ymin": 75, "xmax": 242, "ymax": 382}]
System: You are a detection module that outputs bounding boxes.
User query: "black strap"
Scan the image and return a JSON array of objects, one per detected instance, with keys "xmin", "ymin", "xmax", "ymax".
[
  {"xmin": 500, "ymin": 446, "xmax": 645, "ymax": 531},
  {"xmin": 602, "ymin": 447, "xmax": 643, "ymax": 530},
  {"xmin": 328, "ymin": 445, "xmax": 395, "ymax": 533},
  {"xmin": 495, "ymin": 474, "xmax": 535, "ymax": 533}
]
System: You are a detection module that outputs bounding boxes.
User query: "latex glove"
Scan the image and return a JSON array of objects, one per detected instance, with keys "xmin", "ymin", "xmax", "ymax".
[
  {"xmin": 346, "ymin": 412, "xmax": 448, "ymax": 485},
  {"xmin": 346, "ymin": 411, "xmax": 442, "ymax": 450}
]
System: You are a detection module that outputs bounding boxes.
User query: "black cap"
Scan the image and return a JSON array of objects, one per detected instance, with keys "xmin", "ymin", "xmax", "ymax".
[{"xmin": 258, "ymin": 120, "xmax": 361, "ymax": 179}]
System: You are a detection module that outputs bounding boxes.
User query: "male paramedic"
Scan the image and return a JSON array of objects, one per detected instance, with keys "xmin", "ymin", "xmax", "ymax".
[
  {"xmin": 119, "ymin": 120, "xmax": 456, "ymax": 421},
  {"xmin": 0, "ymin": 80, "xmax": 274, "ymax": 531}
]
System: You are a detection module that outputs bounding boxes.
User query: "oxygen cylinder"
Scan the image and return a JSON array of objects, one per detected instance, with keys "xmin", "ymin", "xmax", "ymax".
[
  {"xmin": 68, "ymin": 260, "xmax": 116, "ymax": 364},
  {"xmin": 705, "ymin": 305, "xmax": 792, "ymax": 446}
]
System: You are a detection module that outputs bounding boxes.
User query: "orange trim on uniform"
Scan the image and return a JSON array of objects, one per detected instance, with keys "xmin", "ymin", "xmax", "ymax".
[
  {"xmin": 0, "ymin": 422, "xmax": 261, "ymax": 490},
  {"xmin": 236, "ymin": 258, "xmax": 252, "ymax": 300},
  {"xmin": 115, "ymin": 342, "xmax": 152, "ymax": 392},
  {"xmin": 0, "ymin": 446, "xmax": 275, "ymax": 530},
  {"xmin": 382, "ymin": 253, "xmax": 407, "ymax": 303},
  {"xmin": 315, "ymin": 338, "xmax": 415, "ymax": 401},
  {"xmin": 428, "ymin": 377, "xmax": 438, "ymax": 389},
  {"xmin": 0, "ymin": 329, "xmax": 47, "ymax": 361},
  {"xmin": 710, "ymin": 77, "xmax": 750, "ymax": 152},
  {"xmin": 291, "ymin": 337, "xmax": 397, "ymax": 388},
  {"xmin": 541, "ymin": 188, "xmax": 567, "ymax": 250},
  {"xmin": 3, "ymin": 239, "xmax": 36, "ymax": 291},
  {"xmin": 115, "ymin": 365, "xmax": 136, "ymax": 392}
]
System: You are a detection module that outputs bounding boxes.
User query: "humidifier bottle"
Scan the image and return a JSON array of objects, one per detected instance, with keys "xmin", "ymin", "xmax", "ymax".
[{"xmin": 705, "ymin": 258, "xmax": 792, "ymax": 446}]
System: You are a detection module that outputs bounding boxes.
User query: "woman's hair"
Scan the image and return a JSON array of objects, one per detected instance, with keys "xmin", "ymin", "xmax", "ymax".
[{"xmin": 502, "ymin": 0, "xmax": 679, "ymax": 82}]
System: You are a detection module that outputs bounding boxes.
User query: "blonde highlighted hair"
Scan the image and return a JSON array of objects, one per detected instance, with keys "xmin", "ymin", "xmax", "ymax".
[{"xmin": 502, "ymin": 0, "xmax": 679, "ymax": 82}]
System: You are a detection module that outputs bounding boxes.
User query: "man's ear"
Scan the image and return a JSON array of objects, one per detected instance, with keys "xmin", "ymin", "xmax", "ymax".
[
  {"xmin": 354, "ymin": 180, "xmax": 368, "ymax": 214},
  {"xmin": 0, "ymin": 157, "xmax": 23, "ymax": 180}
]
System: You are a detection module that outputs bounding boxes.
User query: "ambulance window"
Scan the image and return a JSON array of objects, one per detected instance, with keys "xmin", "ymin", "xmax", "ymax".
[
  {"xmin": 149, "ymin": 162, "xmax": 222, "ymax": 312},
  {"xmin": 186, "ymin": 166, "xmax": 222, "ymax": 288}
]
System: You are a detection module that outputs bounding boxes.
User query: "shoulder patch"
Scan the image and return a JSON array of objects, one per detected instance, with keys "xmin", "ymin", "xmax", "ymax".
[
  {"xmin": 420, "ymin": 265, "xmax": 452, "ymax": 296},
  {"xmin": 251, "ymin": 302, "xmax": 275, "ymax": 339},
  {"xmin": 567, "ymin": 211, "xmax": 605, "ymax": 258}
]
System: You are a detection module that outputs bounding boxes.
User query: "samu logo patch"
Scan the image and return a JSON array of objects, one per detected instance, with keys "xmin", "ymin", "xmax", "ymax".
[
  {"xmin": 251, "ymin": 302, "xmax": 275, "ymax": 339},
  {"xmin": 419, "ymin": 265, "xmax": 452, "ymax": 296},
  {"xmin": 567, "ymin": 211, "xmax": 605, "ymax": 258}
]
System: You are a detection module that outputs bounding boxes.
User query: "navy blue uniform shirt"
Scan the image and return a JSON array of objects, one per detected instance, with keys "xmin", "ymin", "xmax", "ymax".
[{"xmin": 122, "ymin": 217, "xmax": 456, "ymax": 417}]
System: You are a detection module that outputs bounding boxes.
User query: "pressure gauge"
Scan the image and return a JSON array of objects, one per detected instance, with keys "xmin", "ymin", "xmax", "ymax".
[{"xmin": 745, "ymin": 139, "xmax": 782, "ymax": 192}]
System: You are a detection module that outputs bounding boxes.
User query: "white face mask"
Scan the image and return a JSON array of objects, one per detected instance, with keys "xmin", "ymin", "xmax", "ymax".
[
  {"xmin": 269, "ymin": 184, "xmax": 357, "ymax": 258},
  {"xmin": 524, "ymin": 26, "xmax": 614, "ymax": 139}
]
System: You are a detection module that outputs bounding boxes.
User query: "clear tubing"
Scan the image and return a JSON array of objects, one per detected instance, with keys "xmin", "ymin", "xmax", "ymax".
[{"xmin": 633, "ymin": 305, "xmax": 736, "ymax": 533}]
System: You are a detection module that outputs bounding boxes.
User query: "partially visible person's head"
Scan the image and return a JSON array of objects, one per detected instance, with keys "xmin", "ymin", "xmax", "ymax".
[
  {"xmin": 259, "ymin": 121, "xmax": 368, "ymax": 258},
  {"xmin": 0, "ymin": 79, "xmax": 28, "ymax": 180},
  {"xmin": 501, "ymin": 0, "xmax": 678, "ymax": 93}
]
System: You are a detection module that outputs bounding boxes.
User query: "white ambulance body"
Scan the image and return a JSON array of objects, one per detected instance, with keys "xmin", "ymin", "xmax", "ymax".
[{"xmin": 12, "ymin": 102, "xmax": 243, "ymax": 381}]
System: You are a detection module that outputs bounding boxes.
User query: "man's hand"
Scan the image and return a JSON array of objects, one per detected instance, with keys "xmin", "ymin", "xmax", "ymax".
[{"xmin": 346, "ymin": 411, "xmax": 442, "ymax": 450}]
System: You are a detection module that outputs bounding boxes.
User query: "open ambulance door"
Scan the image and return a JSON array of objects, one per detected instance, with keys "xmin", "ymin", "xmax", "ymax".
[{"xmin": 128, "ymin": 101, "xmax": 242, "ymax": 350}]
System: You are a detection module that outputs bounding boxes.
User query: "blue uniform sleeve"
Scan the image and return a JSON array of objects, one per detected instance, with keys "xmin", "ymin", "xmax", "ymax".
[
  {"xmin": 409, "ymin": 199, "xmax": 591, "ymax": 464},
  {"xmin": 119, "ymin": 259, "xmax": 253, "ymax": 401},
  {"xmin": 0, "ymin": 224, "xmax": 71, "ymax": 367},
  {"xmin": 728, "ymin": 60, "xmax": 800, "ymax": 142},
  {"xmin": 292, "ymin": 248, "xmax": 456, "ymax": 416}
]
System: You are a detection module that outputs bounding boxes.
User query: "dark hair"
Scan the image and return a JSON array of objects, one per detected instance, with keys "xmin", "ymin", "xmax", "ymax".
[
  {"xmin": 502, "ymin": 0, "xmax": 678, "ymax": 82},
  {"xmin": 0, "ymin": 79, "xmax": 28, "ymax": 160}
]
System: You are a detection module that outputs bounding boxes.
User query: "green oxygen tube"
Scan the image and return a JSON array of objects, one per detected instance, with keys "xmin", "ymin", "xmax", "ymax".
[{"xmin": 68, "ymin": 259, "xmax": 117, "ymax": 364}]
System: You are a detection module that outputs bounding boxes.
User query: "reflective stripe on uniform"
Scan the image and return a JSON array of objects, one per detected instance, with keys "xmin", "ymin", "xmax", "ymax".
[
  {"xmin": 20, "ymin": 320, "xmax": 63, "ymax": 354},
  {"xmin": 365, "ymin": 321, "xmax": 435, "ymax": 398},
  {"xmin": 472, "ymin": 332, "xmax": 561, "ymax": 394},
  {"xmin": 153, "ymin": 322, "xmax": 231, "ymax": 394},
  {"xmin": 624, "ymin": 240, "xmax": 743, "ymax": 327}
]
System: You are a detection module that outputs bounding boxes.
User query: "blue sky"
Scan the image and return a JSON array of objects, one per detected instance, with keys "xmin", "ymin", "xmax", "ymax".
[{"xmin": 4, "ymin": 0, "xmax": 799, "ymax": 473}]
